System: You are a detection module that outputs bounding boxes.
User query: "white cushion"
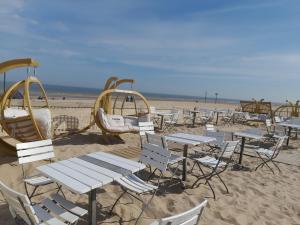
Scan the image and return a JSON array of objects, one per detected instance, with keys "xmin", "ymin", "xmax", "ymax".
[
  {"xmin": 4, "ymin": 108, "xmax": 28, "ymax": 118},
  {"xmin": 32, "ymin": 108, "xmax": 52, "ymax": 139},
  {"xmin": 106, "ymin": 115, "xmax": 125, "ymax": 127}
]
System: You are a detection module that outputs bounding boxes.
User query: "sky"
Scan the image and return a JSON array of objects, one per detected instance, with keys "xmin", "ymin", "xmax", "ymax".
[{"xmin": 0, "ymin": 0, "xmax": 299, "ymax": 102}]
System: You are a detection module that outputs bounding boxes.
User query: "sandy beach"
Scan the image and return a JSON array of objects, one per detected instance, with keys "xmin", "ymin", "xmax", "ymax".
[{"xmin": 0, "ymin": 99, "xmax": 299, "ymax": 225}]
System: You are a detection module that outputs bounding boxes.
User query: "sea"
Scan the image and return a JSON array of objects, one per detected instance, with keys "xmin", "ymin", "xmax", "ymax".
[{"xmin": 0, "ymin": 81, "xmax": 242, "ymax": 104}]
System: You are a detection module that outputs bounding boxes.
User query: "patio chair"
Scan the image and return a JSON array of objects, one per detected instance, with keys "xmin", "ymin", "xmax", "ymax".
[
  {"xmin": 139, "ymin": 121, "xmax": 155, "ymax": 147},
  {"xmin": 191, "ymin": 141, "xmax": 239, "ymax": 199},
  {"xmin": 16, "ymin": 139, "xmax": 63, "ymax": 200},
  {"xmin": 0, "ymin": 180, "xmax": 87, "ymax": 225},
  {"xmin": 149, "ymin": 106, "xmax": 160, "ymax": 127},
  {"xmin": 163, "ymin": 109, "xmax": 179, "ymax": 133},
  {"xmin": 145, "ymin": 133, "xmax": 185, "ymax": 182},
  {"xmin": 254, "ymin": 136, "xmax": 287, "ymax": 174},
  {"xmin": 149, "ymin": 199, "xmax": 207, "ymax": 225},
  {"xmin": 205, "ymin": 124, "xmax": 217, "ymax": 132},
  {"xmin": 221, "ymin": 110, "xmax": 233, "ymax": 125},
  {"xmin": 182, "ymin": 108, "xmax": 193, "ymax": 125},
  {"xmin": 110, "ymin": 135, "xmax": 184, "ymax": 225},
  {"xmin": 203, "ymin": 131, "xmax": 225, "ymax": 151},
  {"xmin": 198, "ymin": 110, "xmax": 214, "ymax": 125}
]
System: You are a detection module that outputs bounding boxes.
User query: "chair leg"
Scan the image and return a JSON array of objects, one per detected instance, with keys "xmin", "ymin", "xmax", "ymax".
[
  {"xmin": 110, "ymin": 189, "xmax": 128, "ymax": 214},
  {"xmin": 134, "ymin": 192, "xmax": 156, "ymax": 225},
  {"xmin": 270, "ymin": 159, "xmax": 281, "ymax": 172},
  {"xmin": 147, "ymin": 168, "xmax": 158, "ymax": 181},
  {"xmin": 216, "ymin": 173, "xmax": 229, "ymax": 193},
  {"xmin": 255, "ymin": 154, "xmax": 274, "ymax": 174},
  {"xmin": 191, "ymin": 162, "xmax": 216, "ymax": 199}
]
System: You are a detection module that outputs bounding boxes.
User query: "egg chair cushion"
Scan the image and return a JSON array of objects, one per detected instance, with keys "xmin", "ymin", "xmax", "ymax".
[
  {"xmin": 3, "ymin": 108, "xmax": 28, "ymax": 118},
  {"xmin": 3, "ymin": 108, "xmax": 52, "ymax": 139},
  {"xmin": 32, "ymin": 108, "xmax": 52, "ymax": 139}
]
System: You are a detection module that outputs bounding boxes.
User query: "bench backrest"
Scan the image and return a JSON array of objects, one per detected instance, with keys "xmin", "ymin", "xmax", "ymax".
[
  {"xmin": 140, "ymin": 133, "xmax": 170, "ymax": 172},
  {"xmin": 16, "ymin": 139, "xmax": 54, "ymax": 165}
]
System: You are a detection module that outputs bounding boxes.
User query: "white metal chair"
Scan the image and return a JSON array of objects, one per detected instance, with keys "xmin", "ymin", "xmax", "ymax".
[
  {"xmin": 145, "ymin": 133, "xmax": 185, "ymax": 182},
  {"xmin": 204, "ymin": 124, "xmax": 217, "ymax": 132},
  {"xmin": 139, "ymin": 121, "xmax": 155, "ymax": 147},
  {"xmin": 149, "ymin": 106, "xmax": 161, "ymax": 127},
  {"xmin": 0, "ymin": 180, "xmax": 87, "ymax": 225},
  {"xmin": 198, "ymin": 110, "xmax": 214, "ymax": 125},
  {"xmin": 163, "ymin": 109, "xmax": 179, "ymax": 133},
  {"xmin": 221, "ymin": 110, "xmax": 233, "ymax": 125},
  {"xmin": 191, "ymin": 141, "xmax": 239, "ymax": 199},
  {"xmin": 16, "ymin": 139, "xmax": 63, "ymax": 200},
  {"xmin": 203, "ymin": 131, "xmax": 225, "ymax": 151},
  {"xmin": 110, "ymin": 140, "xmax": 171, "ymax": 225},
  {"xmin": 255, "ymin": 136, "xmax": 287, "ymax": 174},
  {"xmin": 182, "ymin": 109, "xmax": 193, "ymax": 125},
  {"xmin": 149, "ymin": 199, "xmax": 208, "ymax": 225}
]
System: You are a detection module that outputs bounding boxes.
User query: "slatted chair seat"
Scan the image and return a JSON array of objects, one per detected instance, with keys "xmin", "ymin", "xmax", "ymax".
[
  {"xmin": 255, "ymin": 148, "xmax": 274, "ymax": 157},
  {"xmin": 195, "ymin": 156, "xmax": 227, "ymax": 168},
  {"xmin": 16, "ymin": 139, "xmax": 64, "ymax": 200},
  {"xmin": 168, "ymin": 154, "xmax": 185, "ymax": 165},
  {"xmin": 24, "ymin": 176, "xmax": 53, "ymax": 186},
  {"xmin": 0, "ymin": 181, "xmax": 87, "ymax": 225},
  {"xmin": 117, "ymin": 174, "xmax": 158, "ymax": 194}
]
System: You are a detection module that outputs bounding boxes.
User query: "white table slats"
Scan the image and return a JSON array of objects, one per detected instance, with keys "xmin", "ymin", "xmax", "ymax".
[
  {"xmin": 68, "ymin": 158, "xmax": 120, "ymax": 182},
  {"xmin": 234, "ymin": 132, "xmax": 263, "ymax": 140},
  {"xmin": 37, "ymin": 152, "xmax": 145, "ymax": 195},
  {"xmin": 94, "ymin": 152, "xmax": 145, "ymax": 171},
  {"xmin": 165, "ymin": 136, "xmax": 199, "ymax": 145},
  {"xmin": 169, "ymin": 133, "xmax": 216, "ymax": 143},
  {"xmin": 38, "ymin": 165, "xmax": 92, "ymax": 194}
]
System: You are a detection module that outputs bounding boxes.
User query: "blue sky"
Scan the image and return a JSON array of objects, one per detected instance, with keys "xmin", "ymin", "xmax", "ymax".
[{"xmin": 0, "ymin": 0, "xmax": 299, "ymax": 102}]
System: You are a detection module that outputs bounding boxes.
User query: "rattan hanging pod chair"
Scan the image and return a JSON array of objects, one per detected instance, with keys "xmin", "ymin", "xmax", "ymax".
[
  {"xmin": 0, "ymin": 58, "xmax": 51, "ymax": 143},
  {"xmin": 93, "ymin": 76, "xmax": 151, "ymax": 135}
]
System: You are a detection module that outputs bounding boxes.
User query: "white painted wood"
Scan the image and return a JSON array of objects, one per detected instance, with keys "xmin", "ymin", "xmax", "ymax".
[
  {"xmin": 17, "ymin": 145, "xmax": 54, "ymax": 157},
  {"xmin": 69, "ymin": 158, "xmax": 121, "ymax": 181},
  {"xmin": 41, "ymin": 198, "xmax": 79, "ymax": 223},
  {"xmin": 117, "ymin": 174, "xmax": 157, "ymax": 194},
  {"xmin": 33, "ymin": 205, "xmax": 66, "ymax": 225},
  {"xmin": 150, "ymin": 199, "xmax": 207, "ymax": 225},
  {"xmin": 18, "ymin": 152, "xmax": 55, "ymax": 164},
  {"xmin": 95, "ymin": 152, "xmax": 145, "ymax": 170},
  {"xmin": 89, "ymin": 152, "xmax": 140, "ymax": 172},
  {"xmin": 165, "ymin": 136, "xmax": 199, "ymax": 145},
  {"xmin": 37, "ymin": 165, "xmax": 91, "ymax": 194},
  {"xmin": 59, "ymin": 160, "xmax": 112, "ymax": 185},
  {"xmin": 51, "ymin": 193, "xmax": 88, "ymax": 217},
  {"xmin": 16, "ymin": 139, "xmax": 52, "ymax": 150},
  {"xmin": 49, "ymin": 163, "xmax": 101, "ymax": 189},
  {"xmin": 234, "ymin": 131, "xmax": 263, "ymax": 139},
  {"xmin": 169, "ymin": 133, "xmax": 216, "ymax": 143}
]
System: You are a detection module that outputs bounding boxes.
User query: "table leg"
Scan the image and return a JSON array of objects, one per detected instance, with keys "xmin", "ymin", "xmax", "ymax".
[
  {"xmin": 88, "ymin": 189, "xmax": 97, "ymax": 225},
  {"xmin": 182, "ymin": 144, "xmax": 188, "ymax": 181},
  {"xmin": 286, "ymin": 127, "xmax": 292, "ymax": 146},
  {"xmin": 160, "ymin": 115, "xmax": 164, "ymax": 130},
  {"xmin": 216, "ymin": 112, "xmax": 219, "ymax": 125},
  {"xmin": 239, "ymin": 137, "xmax": 246, "ymax": 164},
  {"xmin": 192, "ymin": 112, "xmax": 196, "ymax": 127}
]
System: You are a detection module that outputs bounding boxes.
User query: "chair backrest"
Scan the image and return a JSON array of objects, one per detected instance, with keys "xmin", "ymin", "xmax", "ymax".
[
  {"xmin": 0, "ymin": 181, "xmax": 39, "ymax": 225},
  {"xmin": 204, "ymin": 131, "xmax": 224, "ymax": 147},
  {"xmin": 182, "ymin": 109, "xmax": 191, "ymax": 116},
  {"xmin": 170, "ymin": 109, "xmax": 180, "ymax": 122},
  {"xmin": 140, "ymin": 133, "xmax": 170, "ymax": 172},
  {"xmin": 220, "ymin": 141, "xmax": 239, "ymax": 159},
  {"xmin": 149, "ymin": 199, "xmax": 208, "ymax": 225},
  {"xmin": 205, "ymin": 124, "xmax": 216, "ymax": 132},
  {"xmin": 265, "ymin": 119, "xmax": 272, "ymax": 127},
  {"xmin": 150, "ymin": 106, "xmax": 157, "ymax": 114},
  {"xmin": 16, "ymin": 139, "xmax": 54, "ymax": 165},
  {"xmin": 139, "ymin": 122, "xmax": 155, "ymax": 136},
  {"xmin": 145, "ymin": 132, "xmax": 168, "ymax": 148},
  {"xmin": 271, "ymin": 136, "xmax": 286, "ymax": 158}
]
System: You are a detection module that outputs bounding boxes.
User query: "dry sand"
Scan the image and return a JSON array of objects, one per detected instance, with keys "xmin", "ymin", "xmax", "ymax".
[{"xmin": 0, "ymin": 99, "xmax": 299, "ymax": 225}]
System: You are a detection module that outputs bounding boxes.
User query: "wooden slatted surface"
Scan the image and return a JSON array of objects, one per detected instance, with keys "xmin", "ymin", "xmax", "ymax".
[{"xmin": 37, "ymin": 152, "xmax": 145, "ymax": 194}]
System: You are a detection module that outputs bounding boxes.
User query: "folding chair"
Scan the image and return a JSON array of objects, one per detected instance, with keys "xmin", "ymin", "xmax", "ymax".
[
  {"xmin": 145, "ymin": 133, "xmax": 185, "ymax": 183},
  {"xmin": 139, "ymin": 121, "xmax": 155, "ymax": 147},
  {"xmin": 205, "ymin": 124, "xmax": 217, "ymax": 132},
  {"xmin": 182, "ymin": 108, "xmax": 193, "ymax": 125},
  {"xmin": 110, "ymin": 140, "xmax": 172, "ymax": 225},
  {"xmin": 191, "ymin": 141, "xmax": 239, "ymax": 199},
  {"xmin": 16, "ymin": 139, "xmax": 64, "ymax": 200},
  {"xmin": 221, "ymin": 110, "xmax": 233, "ymax": 125},
  {"xmin": 0, "ymin": 180, "xmax": 87, "ymax": 225},
  {"xmin": 198, "ymin": 110, "xmax": 214, "ymax": 125},
  {"xmin": 149, "ymin": 199, "xmax": 207, "ymax": 225},
  {"xmin": 163, "ymin": 109, "xmax": 179, "ymax": 133},
  {"xmin": 255, "ymin": 136, "xmax": 287, "ymax": 174},
  {"xmin": 203, "ymin": 131, "xmax": 225, "ymax": 152},
  {"xmin": 149, "ymin": 106, "xmax": 161, "ymax": 127}
]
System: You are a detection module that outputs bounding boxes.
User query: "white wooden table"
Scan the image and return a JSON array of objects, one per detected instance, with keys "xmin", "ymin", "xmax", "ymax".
[
  {"xmin": 213, "ymin": 109, "xmax": 228, "ymax": 125},
  {"xmin": 165, "ymin": 133, "xmax": 216, "ymax": 181},
  {"xmin": 190, "ymin": 109, "xmax": 212, "ymax": 127},
  {"xmin": 37, "ymin": 152, "xmax": 145, "ymax": 225},
  {"xmin": 279, "ymin": 119, "xmax": 300, "ymax": 146},
  {"xmin": 234, "ymin": 131, "xmax": 264, "ymax": 166},
  {"xmin": 156, "ymin": 112, "xmax": 174, "ymax": 130}
]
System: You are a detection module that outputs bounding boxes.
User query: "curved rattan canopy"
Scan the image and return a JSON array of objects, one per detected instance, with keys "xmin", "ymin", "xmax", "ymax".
[
  {"xmin": 93, "ymin": 86, "xmax": 150, "ymax": 135},
  {"xmin": 0, "ymin": 76, "xmax": 50, "ymax": 142},
  {"xmin": 273, "ymin": 101, "xmax": 300, "ymax": 119},
  {"xmin": 0, "ymin": 58, "xmax": 39, "ymax": 74}
]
